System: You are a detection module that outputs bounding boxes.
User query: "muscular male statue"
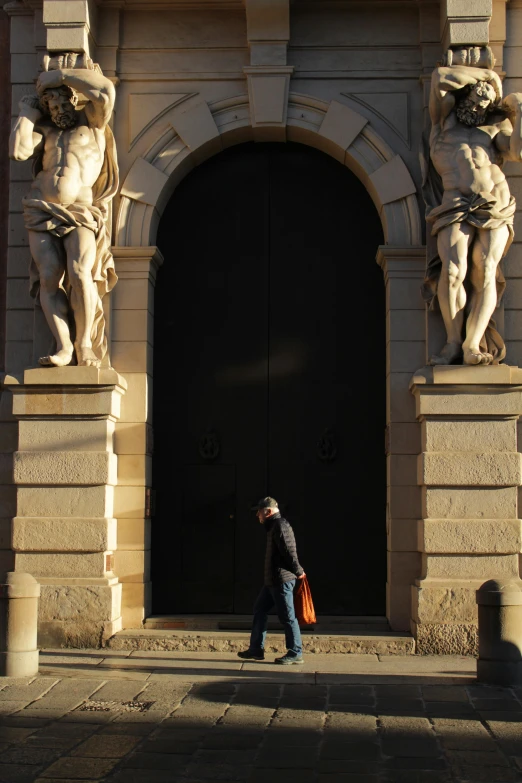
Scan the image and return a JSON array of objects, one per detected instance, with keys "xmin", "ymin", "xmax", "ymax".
[
  {"xmin": 9, "ymin": 58, "xmax": 118, "ymax": 368},
  {"xmin": 424, "ymin": 54, "xmax": 522, "ymax": 365}
]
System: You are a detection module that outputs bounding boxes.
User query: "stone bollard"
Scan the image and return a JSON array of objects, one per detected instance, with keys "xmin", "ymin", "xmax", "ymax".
[
  {"xmin": 0, "ymin": 573, "xmax": 40, "ymax": 677},
  {"xmin": 476, "ymin": 579, "xmax": 522, "ymax": 687}
]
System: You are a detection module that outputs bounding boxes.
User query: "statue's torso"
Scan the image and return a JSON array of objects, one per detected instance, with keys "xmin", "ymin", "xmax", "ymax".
[
  {"xmin": 30, "ymin": 114, "xmax": 105, "ymax": 206},
  {"xmin": 431, "ymin": 114, "xmax": 510, "ymax": 207}
]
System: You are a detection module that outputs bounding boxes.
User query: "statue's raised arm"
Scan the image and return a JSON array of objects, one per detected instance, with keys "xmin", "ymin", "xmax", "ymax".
[
  {"xmin": 9, "ymin": 53, "xmax": 118, "ymax": 370},
  {"xmin": 423, "ymin": 47, "xmax": 518, "ymax": 367},
  {"xmin": 36, "ymin": 67, "xmax": 115, "ymax": 130}
]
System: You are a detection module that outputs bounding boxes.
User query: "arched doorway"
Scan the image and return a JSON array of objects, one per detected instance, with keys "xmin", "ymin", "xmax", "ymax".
[{"xmin": 152, "ymin": 141, "xmax": 385, "ymax": 616}]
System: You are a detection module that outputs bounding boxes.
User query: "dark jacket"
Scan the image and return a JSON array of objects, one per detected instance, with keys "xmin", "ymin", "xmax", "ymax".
[{"xmin": 264, "ymin": 513, "xmax": 304, "ymax": 586}]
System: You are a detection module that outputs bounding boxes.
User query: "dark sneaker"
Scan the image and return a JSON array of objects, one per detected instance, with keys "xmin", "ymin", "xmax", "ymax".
[
  {"xmin": 237, "ymin": 649, "xmax": 265, "ymax": 661},
  {"xmin": 274, "ymin": 654, "xmax": 304, "ymax": 665}
]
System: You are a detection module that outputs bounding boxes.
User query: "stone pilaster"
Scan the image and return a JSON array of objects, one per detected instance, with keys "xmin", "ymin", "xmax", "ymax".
[
  {"xmin": 377, "ymin": 246, "xmax": 426, "ymax": 631},
  {"xmin": 111, "ymin": 247, "xmax": 163, "ymax": 629},
  {"xmin": 411, "ymin": 365, "xmax": 522, "ymax": 655},
  {"xmin": 3, "ymin": 366, "xmax": 126, "ymax": 648}
]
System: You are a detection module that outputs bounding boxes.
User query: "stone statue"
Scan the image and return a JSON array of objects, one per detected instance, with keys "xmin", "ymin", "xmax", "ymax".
[
  {"xmin": 9, "ymin": 53, "xmax": 118, "ymax": 368},
  {"xmin": 422, "ymin": 47, "xmax": 522, "ymax": 366}
]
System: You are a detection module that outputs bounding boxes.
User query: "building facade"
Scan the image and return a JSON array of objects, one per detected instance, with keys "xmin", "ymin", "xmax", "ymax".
[{"xmin": 0, "ymin": 0, "xmax": 522, "ymax": 654}]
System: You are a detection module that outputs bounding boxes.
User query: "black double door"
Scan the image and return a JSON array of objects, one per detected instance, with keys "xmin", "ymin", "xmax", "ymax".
[{"xmin": 152, "ymin": 142, "xmax": 385, "ymax": 616}]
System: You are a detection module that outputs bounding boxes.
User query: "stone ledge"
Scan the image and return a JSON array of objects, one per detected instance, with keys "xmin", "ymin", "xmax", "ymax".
[
  {"xmin": 412, "ymin": 364, "xmax": 522, "ymax": 385},
  {"xmin": 4, "ymin": 366, "xmax": 127, "ymax": 390}
]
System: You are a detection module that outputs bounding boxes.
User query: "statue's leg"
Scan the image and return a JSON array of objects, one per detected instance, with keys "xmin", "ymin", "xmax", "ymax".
[
  {"xmin": 463, "ymin": 225, "xmax": 510, "ymax": 365},
  {"xmin": 429, "ymin": 222, "xmax": 474, "ymax": 365},
  {"xmin": 27, "ymin": 229, "xmax": 74, "ymax": 367},
  {"xmin": 63, "ymin": 226, "xmax": 100, "ymax": 368}
]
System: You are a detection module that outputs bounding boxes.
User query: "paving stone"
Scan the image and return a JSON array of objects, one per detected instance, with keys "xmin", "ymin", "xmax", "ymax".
[
  {"xmin": 97, "ymin": 722, "xmax": 156, "ymax": 736},
  {"xmin": 383, "ymin": 758, "xmax": 448, "ymax": 770},
  {"xmin": 450, "ymin": 765, "xmax": 520, "ymax": 781},
  {"xmin": 421, "ymin": 686, "xmax": 469, "ymax": 703},
  {"xmin": 105, "ymin": 772, "xmax": 177, "ymax": 783},
  {"xmin": 0, "ymin": 680, "xmax": 58, "ymax": 704},
  {"xmin": 328, "ymin": 686, "xmax": 374, "ymax": 706},
  {"xmin": 326, "ymin": 713, "xmax": 377, "ymax": 734},
  {"xmin": 139, "ymin": 681, "xmax": 192, "ymax": 709},
  {"xmin": 478, "ymin": 710, "xmax": 522, "ymax": 722},
  {"xmin": 34, "ymin": 779, "xmax": 100, "ymax": 783},
  {"xmin": 467, "ymin": 686, "xmax": 513, "ymax": 699},
  {"xmin": 186, "ymin": 761, "xmax": 251, "ymax": 780},
  {"xmin": 120, "ymin": 751, "xmax": 190, "ymax": 770},
  {"xmin": 376, "ymin": 699, "xmax": 424, "ymax": 711},
  {"xmin": 0, "ymin": 727, "xmax": 37, "ymax": 743},
  {"xmin": 256, "ymin": 746, "xmax": 319, "ymax": 768},
  {"xmin": 249, "ymin": 771, "xmax": 316, "ymax": 783},
  {"xmin": 472, "ymin": 699, "xmax": 521, "ymax": 711},
  {"xmin": 221, "ymin": 706, "xmax": 275, "ymax": 727},
  {"xmin": 139, "ymin": 736, "xmax": 201, "ymax": 754},
  {"xmin": 19, "ymin": 709, "xmax": 69, "ymax": 721},
  {"xmin": 320, "ymin": 740, "xmax": 381, "ymax": 760},
  {"xmin": 375, "ymin": 686, "xmax": 420, "ymax": 698},
  {"xmin": 0, "ymin": 716, "xmax": 51, "ymax": 729},
  {"xmin": 86, "ymin": 681, "xmax": 146, "ymax": 703},
  {"xmin": 29, "ymin": 680, "xmax": 103, "ymax": 710},
  {"xmin": 380, "ymin": 716, "xmax": 439, "ymax": 758},
  {"xmin": 194, "ymin": 749, "xmax": 258, "ymax": 765},
  {"xmin": 0, "ymin": 746, "xmax": 62, "ymax": 766},
  {"xmin": 271, "ymin": 710, "xmax": 325, "ymax": 730},
  {"xmin": 30, "ymin": 723, "xmax": 96, "ymax": 740},
  {"xmin": 380, "ymin": 773, "xmax": 451, "ymax": 783},
  {"xmin": 39, "ymin": 756, "xmax": 119, "ymax": 778},
  {"xmin": 279, "ymin": 697, "xmax": 326, "ymax": 710},
  {"xmin": 201, "ymin": 728, "xmax": 264, "ymax": 750},
  {"xmin": 263, "ymin": 729, "xmax": 322, "ymax": 747},
  {"xmin": 234, "ymin": 685, "xmax": 281, "ymax": 702},
  {"xmin": 0, "ymin": 702, "xmax": 34, "ymax": 715},
  {"xmin": 70, "ymin": 734, "xmax": 141, "ymax": 758},
  {"xmin": 24, "ymin": 737, "xmax": 83, "ymax": 752},
  {"xmin": 111, "ymin": 710, "xmax": 169, "ymax": 724},
  {"xmin": 444, "ymin": 748, "xmax": 508, "ymax": 766},
  {"xmin": 484, "ymin": 720, "xmax": 522, "ymax": 755},
  {"xmin": 191, "ymin": 683, "xmax": 237, "ymax": 696},
  {"xmin": 318, "ymin": 760, "xmax": 381, "ymax": 774},
  {"xmin": 431, "ymin": 718, "xmax": 496, "ymax": 751},
  {"xmin": 424, "ymin": 703, "xmax": 476, "ymax": 717},
  {"xmin": 0, "ymin": 764, "xmax": 46, "ymax": 782}
]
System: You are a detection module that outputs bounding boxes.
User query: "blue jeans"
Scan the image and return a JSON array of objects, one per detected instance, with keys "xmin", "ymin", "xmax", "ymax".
[{"xmin": 249, "ymin": 580, "xmax": 302, "ymax": 657}]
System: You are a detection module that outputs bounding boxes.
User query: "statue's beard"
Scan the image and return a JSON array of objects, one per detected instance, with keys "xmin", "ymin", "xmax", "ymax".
[
  {"xmin": 456, "ymin": 100, "xmax": 490, "ymax": 127},
  {"xmin": 51, "ymin": 110, "xmax": 77, "ymax": 129}
]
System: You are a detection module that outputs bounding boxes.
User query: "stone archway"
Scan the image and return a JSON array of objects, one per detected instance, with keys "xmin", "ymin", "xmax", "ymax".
[{"xmin": 110, "ymin": 94, "xmax": 425, "ymax": 632}]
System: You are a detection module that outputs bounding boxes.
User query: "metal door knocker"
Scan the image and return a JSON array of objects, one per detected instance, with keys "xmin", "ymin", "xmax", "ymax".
[
  {"xmin": 317, "ymin": 428, "xmax": 337, "ymax": 462},
  {"xmin": 199, "ymin": 429, "xmax": 220, "ymax": 461}
]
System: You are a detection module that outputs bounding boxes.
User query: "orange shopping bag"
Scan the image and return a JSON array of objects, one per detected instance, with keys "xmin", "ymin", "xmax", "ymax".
[{"xmin": 294, "ymin": 576, "xmax": 317, "ymax": 625}]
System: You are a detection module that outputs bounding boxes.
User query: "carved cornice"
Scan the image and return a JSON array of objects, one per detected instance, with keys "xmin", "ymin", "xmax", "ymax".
[{"xmin": 3, "ymin": 0, "xmax": 33, "ymax": 16}]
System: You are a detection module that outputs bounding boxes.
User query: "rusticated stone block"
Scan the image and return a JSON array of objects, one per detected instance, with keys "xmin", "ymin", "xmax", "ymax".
[
  {"xmin": 413, "ymin": 584, "xmax": 478, "ymax": 624},
  {"xmin": 419, "ymin": 518, "xmax": 522, "ymax": 554},
  {"xmin": 423, "ymin": 553, "xmax": 519, "ymax": 580},
  {"xmin": 424, "ymin": 487, "xmax": 517, "ymax": 519},
  {"xmin": 19, "ymin": 419, "xmax": 114, "ymax": 452},
  {"xmin": 422, "ymin": 419, "xmax": 516, "ymax": 453},
  {"xmin": 13, "ymin": 451, "xmax": 117, "ymax": 486},
  {"xmin": 415, "ymin": 389, "xmax": 522, "ymax": 417},
  {"xmin": 12, "ymin": 517, "xmax": 117, "ymax": 552},
  {"xmin": 419, "ymin": 452, "xmax": 522, "ymax": 487},
  {"xmin": 16, "ymin": 552, "xmax": 112, "ymax": 579},
  {"xmin": 17, "ymin": 485, "xmax": 113, "ymax": 518},
  {"xmin": 39, "ymin": 583, "xmax": 121, "ymax": 624},
  {"xmin": 414, "ymin": 621, "xmax": 478, "ymax": 656}
]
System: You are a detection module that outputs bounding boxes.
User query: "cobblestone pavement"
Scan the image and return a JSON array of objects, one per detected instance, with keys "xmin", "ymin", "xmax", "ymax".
[{"xmin": 0, "ymin": 652, "xmax": 518, "ymax": 782}]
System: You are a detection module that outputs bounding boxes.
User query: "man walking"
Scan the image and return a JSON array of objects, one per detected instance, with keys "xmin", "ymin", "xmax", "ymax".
[{"xmin": 238, "ymin": 497, "xmax": 306, "ymax": 665}]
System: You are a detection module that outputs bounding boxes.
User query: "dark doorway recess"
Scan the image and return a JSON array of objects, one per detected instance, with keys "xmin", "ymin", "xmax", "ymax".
[{"xmin": 152, "ymin": 142, "xmax": 385, "ymax": 616}]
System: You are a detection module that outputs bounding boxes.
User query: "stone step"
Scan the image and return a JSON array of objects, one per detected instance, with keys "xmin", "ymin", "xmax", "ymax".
[
  {"xmin": 143, "ymin": 614, "xmax": 391, "ymax": 632},
  {"xmin": 107, "ymin": 628, "xmax": 415, "ymax": 655}
]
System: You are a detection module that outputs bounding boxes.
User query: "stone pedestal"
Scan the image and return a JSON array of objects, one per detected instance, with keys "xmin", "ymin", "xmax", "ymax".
[
  {"xmin": 410, "ymin": 365, "xmax": 522, "ymax": 655},
  {"xmin": 4, "ymin": 367, "xmax": 126, "ymax": 648}
]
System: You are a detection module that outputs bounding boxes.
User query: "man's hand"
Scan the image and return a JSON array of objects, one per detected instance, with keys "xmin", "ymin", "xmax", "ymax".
[
  {"xmin": 298, "ymin": 573, "xmax": 306, "ymax": 580},
  {"xmin": 36, "ymin": 69, "xmax": 64, "ymax": 95}
]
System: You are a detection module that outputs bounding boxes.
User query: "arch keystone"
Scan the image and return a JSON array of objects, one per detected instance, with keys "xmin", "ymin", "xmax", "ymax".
[
  {"xmin": 120, "ymin": 158, "xmax": 169, "ymax": 208},
  {"xmin": 369, "ymin": 155, "xmax": 417, "ymax": 205},
  {"xmin": 318, "ymin": 100, "xmax": 368, "ymax": 162}
]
